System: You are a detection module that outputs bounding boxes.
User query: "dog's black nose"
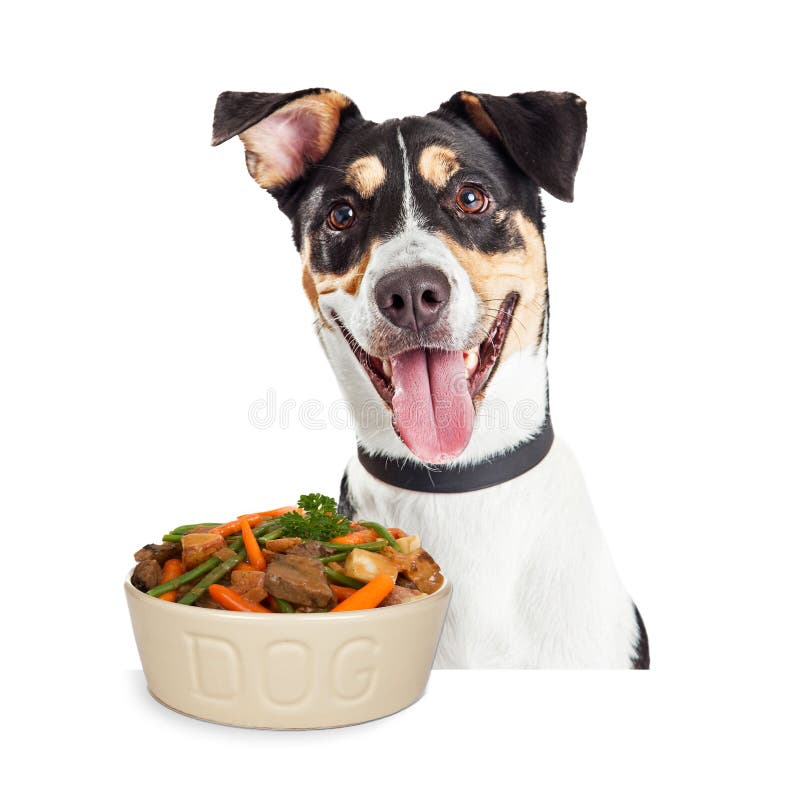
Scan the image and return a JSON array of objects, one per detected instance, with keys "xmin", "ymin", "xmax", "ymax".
[{"xmin": 375, "ymin": 266, "xmax": 451, "ymax": 332}]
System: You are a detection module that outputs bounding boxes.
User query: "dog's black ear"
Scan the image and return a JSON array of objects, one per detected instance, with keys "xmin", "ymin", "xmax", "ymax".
[
  {"xmin": 439, "ymin": 91, "xmax": 587, "ymax": 202},
  {"xmin": 212, "ymin": 88, "xmax": 361, "ymax": 192}
]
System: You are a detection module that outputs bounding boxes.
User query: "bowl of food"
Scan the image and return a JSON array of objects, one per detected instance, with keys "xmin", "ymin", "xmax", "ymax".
[{"xmin": 125, "ymin": 493, "xmax": 451, "ymax": 729}]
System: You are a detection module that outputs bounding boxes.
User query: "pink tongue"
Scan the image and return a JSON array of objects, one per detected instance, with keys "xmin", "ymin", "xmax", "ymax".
[{"xmin": 389, "ymin": 349, "xmax": 474, "ymax": 464}]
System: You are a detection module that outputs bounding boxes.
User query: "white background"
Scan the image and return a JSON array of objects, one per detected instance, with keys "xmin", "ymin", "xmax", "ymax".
[{"xmin": 3, "ymin": 1, "xmax": 798, "ymax": 797}]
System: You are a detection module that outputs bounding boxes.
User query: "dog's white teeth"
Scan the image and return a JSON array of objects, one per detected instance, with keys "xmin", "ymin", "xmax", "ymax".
[
  {"xmin": 382, "ymin": 359, "xmax": 393, "ymax": 378},
  {"xmin": 464, "ymin": 348, "xmax": 479, "ymax": 378}
]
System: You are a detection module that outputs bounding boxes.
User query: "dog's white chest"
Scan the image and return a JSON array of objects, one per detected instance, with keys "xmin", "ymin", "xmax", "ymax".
[{"xmin": 345, "ymin": 438, "xmax": 639, "ymax": 668}]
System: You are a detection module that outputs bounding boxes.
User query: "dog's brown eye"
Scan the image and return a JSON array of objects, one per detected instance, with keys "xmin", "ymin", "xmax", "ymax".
[
  {"xmin": 328, "ymin": 203, "xmax": 355, "ymax": 230},
  {"xmin": 455, "ymin": 185, "xmax": 489, "ymax": 214}
]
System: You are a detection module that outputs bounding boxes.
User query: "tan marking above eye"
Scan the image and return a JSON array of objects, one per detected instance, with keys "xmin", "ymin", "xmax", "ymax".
[
  {"xmin": 436, "ymin": 211, "xmax": 547, "ymax": 352},
  {"xmin": 345, "ymin": 155, "xmax": 386, "ymax": 199},
  {"xmin": 418, "ymin": 145, "xmax": 460, "ymax": 189}
]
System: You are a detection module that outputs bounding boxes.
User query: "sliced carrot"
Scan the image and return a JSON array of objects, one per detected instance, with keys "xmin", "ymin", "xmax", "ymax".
[
  {"xmin": 330, "ymin": 584, "xmax": 358, "ymax": 602},
  {"xmin": 260, "ymin": 505, "xmax": 298, "ymax": 518},
  {"xmin": 330, "ymin": 574, "xmax": 395, "ymax": 612},
  {"xmin": 208, "ymin": 583, "xmax": 271, "ymax": 613},
  {"xmin": 240, "ymin": 516, "xmax": 267, "ymax": 571},
  {"xmin": 233, "ymin": 562, "xmax": 258, "ymax": 573},
  {"xmin": 387, "ymin": 527, "xmax": 407, "ymax": 539},
  {"xmin": 207, "ymin": 512, "xmax": 265, "ymax": 539},
  {"xmin": 206, "ymin": 506, "xmax": 299, "ymax": 539},
  {"xmin": 159, "ymin": 558, "xmax": 184, "ymax": 602},
  {"xmin": 330, "ymin": 529, "xmax": 379, "ymax": 545}
]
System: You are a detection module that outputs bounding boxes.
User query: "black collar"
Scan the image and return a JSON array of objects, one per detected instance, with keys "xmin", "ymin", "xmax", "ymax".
[{"xmin": 357, "ymin": 418, "xmax": 554, "ymax": 494}]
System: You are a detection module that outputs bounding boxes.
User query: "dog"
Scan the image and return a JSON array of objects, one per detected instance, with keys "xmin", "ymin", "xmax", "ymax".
[{"xmin": 213, "ymin": 88, "xmax": 649, "ymax": 668}]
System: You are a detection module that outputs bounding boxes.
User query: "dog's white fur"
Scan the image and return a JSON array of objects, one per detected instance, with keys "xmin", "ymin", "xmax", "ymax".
[
  {"xmin": 313, "ymin": 127, "xmax": 641, "ymax": 668},
  {"xmin": 345, "ymin": 440, "xmax": 639, "ymax": 668},
  {"xmin": 319, "ymin": 318, "xmax": 639, "ymax": 668}
]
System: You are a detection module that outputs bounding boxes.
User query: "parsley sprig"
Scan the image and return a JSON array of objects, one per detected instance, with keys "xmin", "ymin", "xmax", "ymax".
[{"xmin": 280, "ymin": 493, "xmax": 351, "ymax": 541}]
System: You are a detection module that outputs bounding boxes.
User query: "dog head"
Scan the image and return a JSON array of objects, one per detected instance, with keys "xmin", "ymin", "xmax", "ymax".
[{"xmin": 213, "ymin": 88, "xmax": 586, "ymax": 464}]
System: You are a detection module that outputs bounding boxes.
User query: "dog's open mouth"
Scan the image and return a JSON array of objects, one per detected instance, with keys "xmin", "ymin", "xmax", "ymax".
[{"xmin": 335, "ymin": 292, "xmax": 519, "ymax": 464}]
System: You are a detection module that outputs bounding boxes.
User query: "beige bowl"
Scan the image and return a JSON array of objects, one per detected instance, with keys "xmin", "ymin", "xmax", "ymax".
[{"xmin": 125, "ymin": 573, "xmax": 451, "ymax": 729}]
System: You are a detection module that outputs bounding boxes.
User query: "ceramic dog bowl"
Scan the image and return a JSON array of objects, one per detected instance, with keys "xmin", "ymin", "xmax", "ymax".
[{"xmin": 125, "ymin": 573, "xmax": 451, "ymax": 729}]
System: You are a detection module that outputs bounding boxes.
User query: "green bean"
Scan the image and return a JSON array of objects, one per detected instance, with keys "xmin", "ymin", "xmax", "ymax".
[
  {"xmin": 161, "ymin": 531, "xmax": 243, "ymax": 547},
  {"xmin": 167, "ymin": 523, "xmax": 222, "ymax": 537},
  {"xmin": 253, "ymin": 516, "xmax": 287, "ymax": 537},
  {"xmin": 320, "ymin": 552, "xmax": 348, "ymax": 564},
  {"xmin": 147, "ymin": 555, "xmax": 222, "ymax": 597},
  {"xmin": 257, "ymin": 529, "xmax": 286, "ymax": 544},
  {"xmin": 177, "ymin": 540, "xmax": 246, "ymax": 606},
  {"xmin": 146, "ymin": 537, "xmax": 244, "ymax": 597},
  {"xmin": 324, "ymin": 540, "xmax": 388, "ymax": 552},
  {"xmin": 324, "ymin": 566, "xmax": 364, "ymax": 589},
  {"xmin": 357, "ymin": 521, "xmax": 402, "ymax": 551},
  {"xmin": 274, "ymin": 598, "xmax": 295, "ymax": 613}
]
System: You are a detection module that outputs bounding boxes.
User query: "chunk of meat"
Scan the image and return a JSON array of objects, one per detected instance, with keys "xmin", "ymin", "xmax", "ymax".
[
  {"xmin": 213, "ymin": 547, "xmax": 237, "ymax": 562},
  {"xmin": 131, "ymin": 559, "xmax": 162, "ymax": 592},
  {"xmin": 134, "ymin": 542, "xmax": 181, "ymax": 565},
  {"xmin": 382, "ymin": 547, "xmax": 443, "ymax": 594},
  {"xmin": 231, "ymin": 570, "xmax": 266, "ymax": 595},
  {"xmin": 194, "ymin": 593, "xmax": 223, "ymax": 610},
  {"xmin": 240, "ymin": 588, "xmax": 268, "ymax": 604},
  {"xmin": 286, "ymin": 541, "xmax": 334, "ymax": 559},
  {"xmin": 264, "ymin": 537, "xmax": 303, "ymax": 553},
  {"xmin": 182, "ymin": 524, "xmax": 219, "ymax": 536},
  {"xmin": 378, "ymin": 585, "xmax": 423, "ymax": 606},
  {"xmin": 264, "ymin": 555, "xmax": 335, "ymax": 610},
  {"xmin": 182, "ymin": 533, "xmax": 225, "ymax": 570}
]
